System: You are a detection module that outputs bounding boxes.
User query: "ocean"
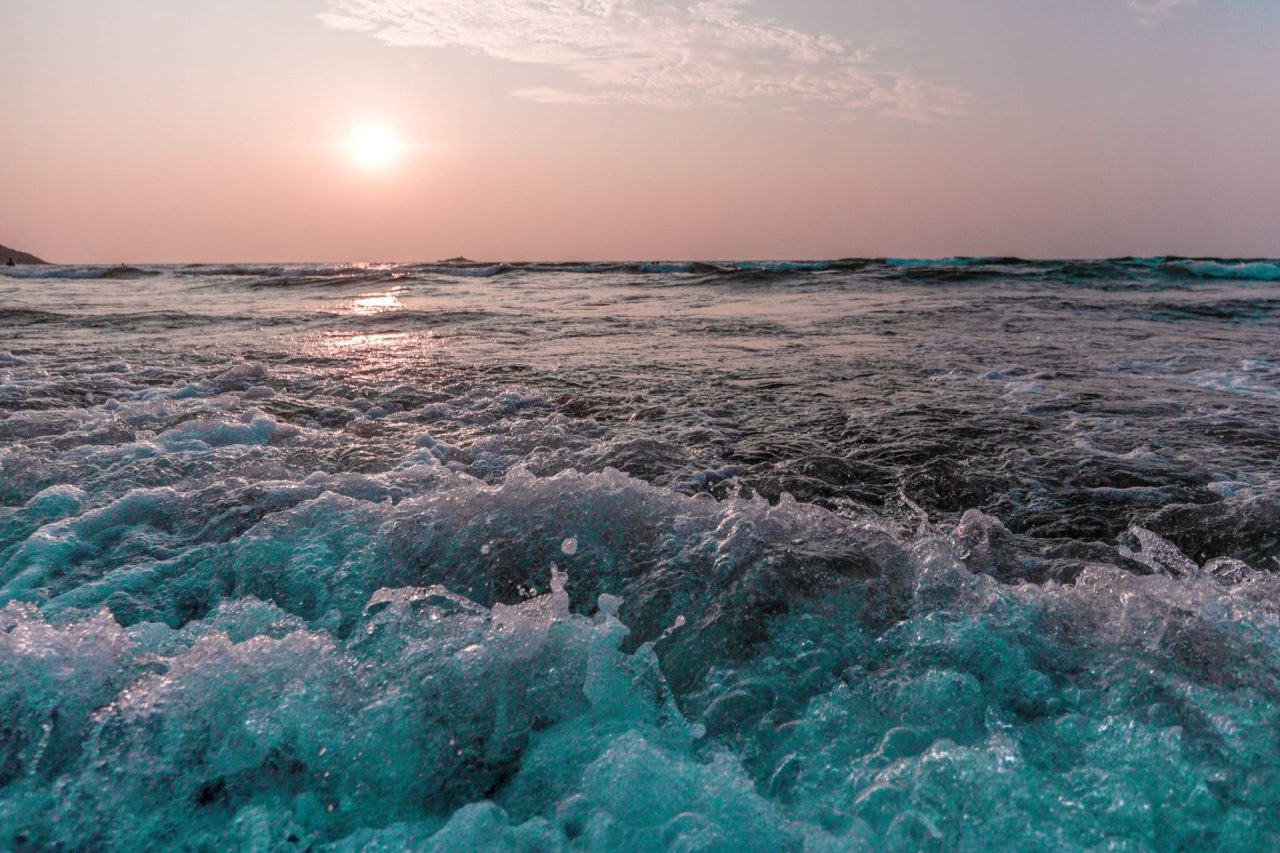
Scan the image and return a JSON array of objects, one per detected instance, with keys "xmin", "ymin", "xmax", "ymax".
[{"xmin": 2, "ymin": 257, "xmax": 1279, "ymax": 850}]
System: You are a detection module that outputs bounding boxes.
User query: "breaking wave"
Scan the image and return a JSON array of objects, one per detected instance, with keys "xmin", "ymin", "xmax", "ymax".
[
  {"xmin": 1, "ymin": 265, "xmax": 160, "ymax": 280},
  {"xmin": 3, "ymin": 399, "xmax": 1278, "ymax": 850},
  {"xmin": 1162, "ymin": 259, "xmax": 1280, "ymax": 281}
]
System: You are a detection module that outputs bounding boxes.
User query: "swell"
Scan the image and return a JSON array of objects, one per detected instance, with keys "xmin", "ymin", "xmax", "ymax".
[
  {"xmin": 7, "ymin": 257, "xmax": 1279, "ymax": 287},
  {"xmin": 0, "ymin": 309, "xmax": 285, "ymax": 331},
  {"xmin": 192, "ymin": 256, "xmax": 1280, "ymax": 287}
]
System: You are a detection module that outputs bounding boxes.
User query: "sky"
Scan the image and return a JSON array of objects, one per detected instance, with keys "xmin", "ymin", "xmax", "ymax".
[{"xmin": 2, "ymin": 0, "xmax": 1278, "ymax": 262}]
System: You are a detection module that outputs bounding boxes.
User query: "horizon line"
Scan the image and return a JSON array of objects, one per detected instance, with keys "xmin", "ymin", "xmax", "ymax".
[{"xmin": 9, "ymin": 254, "xmax": 1280, "ymax": 267}]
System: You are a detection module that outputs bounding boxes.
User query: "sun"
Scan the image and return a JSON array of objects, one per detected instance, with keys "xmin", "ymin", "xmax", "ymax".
[{"xmin": 346, "ymin": 125, "xmax": 403, "ymax": 170}]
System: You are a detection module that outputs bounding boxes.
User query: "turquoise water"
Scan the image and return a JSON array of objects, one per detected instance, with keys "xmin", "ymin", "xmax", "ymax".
[{"xmin": 2, "ymin": 259, "xmax": 1279, "ymax": 850}]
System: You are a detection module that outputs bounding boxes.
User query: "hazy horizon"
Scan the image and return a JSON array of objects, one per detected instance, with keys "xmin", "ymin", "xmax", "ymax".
[{"xmin": 4, "ymin": 0, "xmax": 1278, "ymax": 263}]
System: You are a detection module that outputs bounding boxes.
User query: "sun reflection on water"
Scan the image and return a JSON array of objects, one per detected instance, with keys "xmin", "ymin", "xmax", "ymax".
[
  {"xmin": 323, "ymin": 331, "xmax": 413, "ymax": 349},
  {"xmin": 349, "ymin": 291, "xmax": 405, "ymax": 315}
]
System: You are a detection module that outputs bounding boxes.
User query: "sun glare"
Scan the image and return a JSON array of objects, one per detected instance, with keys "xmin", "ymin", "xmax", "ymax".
[{"xmin": 347, "ymin": 125, "xmax": 403, "ymax": 170}]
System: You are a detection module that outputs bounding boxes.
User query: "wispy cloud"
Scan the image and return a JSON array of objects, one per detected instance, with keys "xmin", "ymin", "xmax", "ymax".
[
  {"xmin": 319, "ymin": 0, "xmax": 970, "ymax": 121},
  {"xmin": 1126, "ymin": 0, "xmax": 1198, "ymax": 25}
]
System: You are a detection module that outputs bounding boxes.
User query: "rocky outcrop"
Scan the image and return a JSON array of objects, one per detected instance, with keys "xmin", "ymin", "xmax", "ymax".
[{"xmin": 0, "ymin": 243, "xmax": 49, "ymax": 265}]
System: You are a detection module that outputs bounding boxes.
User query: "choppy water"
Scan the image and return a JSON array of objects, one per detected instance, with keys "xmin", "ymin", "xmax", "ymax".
[{"xmin": 2, "ymin": 257, "xmax": 1280, "ymax": 850}]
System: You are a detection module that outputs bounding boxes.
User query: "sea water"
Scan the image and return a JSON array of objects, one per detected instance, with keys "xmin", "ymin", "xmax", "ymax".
[{"xmin": 1, "ymin": 258, "xmax": 1279, "ymax": 850}]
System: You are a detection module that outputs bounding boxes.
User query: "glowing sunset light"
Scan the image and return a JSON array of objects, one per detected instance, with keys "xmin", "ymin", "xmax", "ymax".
[
  {"xmin": 350, "ymin": 292, "xmax": 403, "ymax": 314},
  {"xmin": 5, "ymin": 1, "xmax": 1277, "ymax": 261},
  {"xmin": 346, "ymin": 125, "xmax": 404, "ymax": 170}
]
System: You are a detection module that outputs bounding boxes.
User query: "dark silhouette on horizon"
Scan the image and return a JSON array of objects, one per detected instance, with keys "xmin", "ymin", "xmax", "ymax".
[{"xmin": 0, "ymin": 243, "xmax": 49, "ymax": 265}]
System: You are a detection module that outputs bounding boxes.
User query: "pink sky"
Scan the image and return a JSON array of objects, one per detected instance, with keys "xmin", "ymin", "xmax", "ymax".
[{"xmin": 3, "ymin": 0, "xmax": 1277, "ymax": 262}]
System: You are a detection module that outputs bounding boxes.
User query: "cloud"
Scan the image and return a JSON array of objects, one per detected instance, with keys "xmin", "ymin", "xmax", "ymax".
[
  {"xmin": 1126, "ymin": 0, "xmax": 1198, "ymax": 25},
  {"xmin": 318, "ymin": 0, "xmax": 970, "ymax": 121}
]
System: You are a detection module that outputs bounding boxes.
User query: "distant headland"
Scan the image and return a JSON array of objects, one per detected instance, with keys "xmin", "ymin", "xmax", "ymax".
[{"xmin": 1, "ymin": 243, "xmax": 49, "ymax": 265}]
